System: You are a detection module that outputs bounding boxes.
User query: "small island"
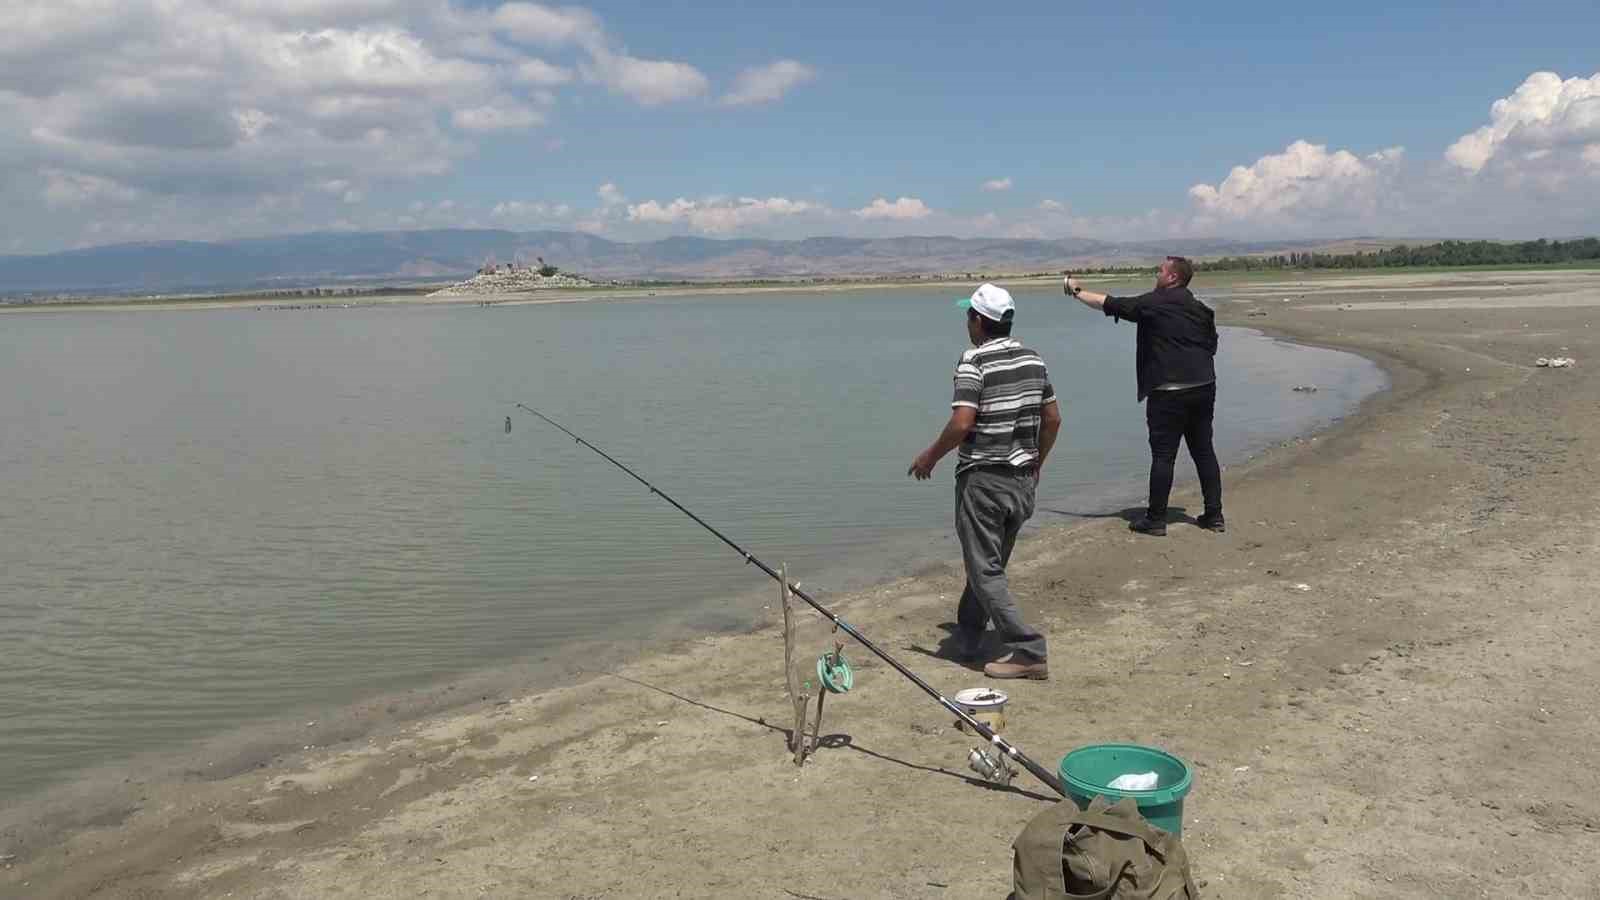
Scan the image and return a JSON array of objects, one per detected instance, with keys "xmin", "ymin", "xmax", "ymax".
[{"xmin": 426, "ymin": 256, "xmax": 603, "ymax": 297}]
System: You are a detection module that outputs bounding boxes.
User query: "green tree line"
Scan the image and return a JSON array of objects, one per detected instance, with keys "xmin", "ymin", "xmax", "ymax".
[{"xmin": 1195, "ymin": 237, "xmax": 1600, "ymax": 272}]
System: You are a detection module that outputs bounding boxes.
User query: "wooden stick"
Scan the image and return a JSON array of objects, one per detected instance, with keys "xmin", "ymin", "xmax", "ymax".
[
  {"xmin": 808, "ymin": 686, "xmax": 826, "ymax": 760},
  {"xmin": 781, "ymin": 563, "xmax": 808, "ymax": 762}
]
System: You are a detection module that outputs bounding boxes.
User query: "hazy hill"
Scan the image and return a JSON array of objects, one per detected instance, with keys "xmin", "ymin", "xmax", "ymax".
[{"xmin": 0, "ymin": 229, "xmax": 1391, "ymax": 296}]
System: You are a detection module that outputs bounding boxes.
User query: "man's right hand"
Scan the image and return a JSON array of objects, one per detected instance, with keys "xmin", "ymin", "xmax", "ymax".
[
  {"xmin": 1064, "ymin": 275, "xmax": 1082, "ymax": 296},
  {"xmin": 907, "ymin": 449, "xmax": 937, "ymax": 480}
]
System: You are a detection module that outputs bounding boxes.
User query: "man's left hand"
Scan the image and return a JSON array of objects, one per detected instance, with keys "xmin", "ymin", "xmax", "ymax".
[{"xmin": 907, "ymin": 451, "xmax": 936, "ymax": 480}]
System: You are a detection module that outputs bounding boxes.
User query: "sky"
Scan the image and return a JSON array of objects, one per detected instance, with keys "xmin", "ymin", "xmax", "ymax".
[{"xmin": 1, "ymin": 0, "xmax": 1598, "ymax": 254}]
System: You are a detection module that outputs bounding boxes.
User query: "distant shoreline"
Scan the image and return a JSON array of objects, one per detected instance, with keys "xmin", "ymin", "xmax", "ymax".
[
  {"xmin": 4, "ymin": 263, "xmax": 1597, "ymax": 314},
  {"xmin": 0, "ymin": 273, "xmax": 1103, "ymax": 314}
]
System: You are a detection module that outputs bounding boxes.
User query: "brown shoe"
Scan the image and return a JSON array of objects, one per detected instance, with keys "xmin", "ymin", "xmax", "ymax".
[{"xmin": 983, "ymin": 652, "xmax": 1049, "ymax": 680}]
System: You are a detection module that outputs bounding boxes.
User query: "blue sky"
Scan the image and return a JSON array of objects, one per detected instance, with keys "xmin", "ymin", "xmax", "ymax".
[{"xmin": 2, "ymin": 1, "xmax": 1597, "ymax": 252}]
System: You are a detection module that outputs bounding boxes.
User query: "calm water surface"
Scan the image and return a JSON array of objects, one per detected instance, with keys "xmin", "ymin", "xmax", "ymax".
[{"xmin": 0, "ymin": 286, "xmax": 1385, "ymax": 801}]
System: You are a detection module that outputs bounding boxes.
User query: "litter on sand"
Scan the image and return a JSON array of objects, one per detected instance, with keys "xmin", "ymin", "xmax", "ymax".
[
  {"xmin": 1108, "ymin": 771, "xmax": 1160, "ymax": 790},
  {"xmin": 1536, "ymin": 357, "xmax": 1575, "ymax": 368}
]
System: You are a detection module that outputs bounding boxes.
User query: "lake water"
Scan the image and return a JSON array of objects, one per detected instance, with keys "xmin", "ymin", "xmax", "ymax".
[{"xmin": 0, "ymin": 286, "xmax": 1385, "ymax": 802}]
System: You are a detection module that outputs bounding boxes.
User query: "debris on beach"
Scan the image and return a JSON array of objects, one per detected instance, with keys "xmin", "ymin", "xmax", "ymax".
[
  {"xmin": 1536, "ymin": 357, "xmax": 1575, "ymax": 368},
  {"xmin": 1292, "ymin": 385, "xmax": 1318, "ymax": 393}
]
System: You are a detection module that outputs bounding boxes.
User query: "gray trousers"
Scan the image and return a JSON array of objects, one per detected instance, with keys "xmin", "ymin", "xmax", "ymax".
[{"xmin": 955, "ymin": 466, "xmax": 1048, "ymax": 661}]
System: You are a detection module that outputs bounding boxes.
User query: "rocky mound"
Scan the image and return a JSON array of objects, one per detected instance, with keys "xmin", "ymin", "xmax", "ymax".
[{"xmin": 427, "ymin": 269, "xmax": 600, "ymax": 297}]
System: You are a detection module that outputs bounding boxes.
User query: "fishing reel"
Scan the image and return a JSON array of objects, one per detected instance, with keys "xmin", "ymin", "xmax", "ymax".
[
  {"xmin": 968, "ymin": 746, "xmax": 1017, "ymax": 786},
  {"xmin": 816, "ymin": 647, "xmax": 853, "ymax": 694}
]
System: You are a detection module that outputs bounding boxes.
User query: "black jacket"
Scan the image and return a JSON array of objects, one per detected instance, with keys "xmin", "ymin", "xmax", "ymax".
[{"xmin": 1103, "ymin": 287, "xmax": 1219, "ymax": 402}]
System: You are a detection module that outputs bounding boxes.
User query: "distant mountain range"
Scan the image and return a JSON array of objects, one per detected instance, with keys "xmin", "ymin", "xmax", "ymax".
[{"xmin": 0, "ymin": 229, "xmax": 1408, "ymax": 296}]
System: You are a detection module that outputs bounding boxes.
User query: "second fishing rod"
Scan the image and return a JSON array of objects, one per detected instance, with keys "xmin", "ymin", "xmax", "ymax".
[{"xmin": 514, "ymin": 402, "xmax": 1068, "ymax": 798}]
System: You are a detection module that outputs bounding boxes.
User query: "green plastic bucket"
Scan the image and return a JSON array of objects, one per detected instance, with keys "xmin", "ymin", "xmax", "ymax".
[{"xmin": 1059, "ymin": 743, "xmax": 1194, "ymax": 837}]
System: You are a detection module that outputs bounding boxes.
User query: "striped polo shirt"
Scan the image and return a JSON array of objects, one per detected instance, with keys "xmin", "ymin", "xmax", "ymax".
[{"xmin": 951, "ymin": 337, "xmax": 1057, "ymax": 474}]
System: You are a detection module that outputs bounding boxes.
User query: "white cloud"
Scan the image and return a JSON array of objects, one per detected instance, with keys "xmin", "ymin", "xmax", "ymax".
[
  {"xmin": 1037, "ymin": 199, "xmax": 1065, "ymax": 211},
  {"xmin": 255, "ymin": 27, "xmax": 494, "ymax": 95},
  {"xmin": 0, "ymin": 2, "xmax": 523, "ymax": 245},
  {"xmin": 513, "ymin": 57, "xmax": 574, "ymax": 85},
  {"xmin": 215, "ymin": 0, "xmax": 413, "ymax": 27},
  {"xmin": 490, "ymin": 3, "xmax": 606, "ymax": 50},
  {"xmin": 853, "ymin": 196, "xmax": 931, "ymax": 220},
  {"xmin": 1447, "ymin": 71, "xmax": 1600, "ymax": 173},
  {"xmin": 1171, "ymin": 72, "xmax": 1600, "ymax": 240},
  {"xmin": 0, "ymin": 0, "xmax": 733, "ymax": 249},
  {"xmin": 626, "ymin": 195, "xmax": 819, "ymax": 233},
  {"xmin": 42, "ymin": 169, "xmax": 141, "ymax": 209},
  {"xmin": 1186, "ymin": 140, "xmax": 1403, "ymax": 228},
  {"xmin": 582, "ymin": 50, "xmax": 709, "ymax": 106},
  {"xmin": 315, "ymin": 178, "xmax": 363, "ymax": 203},
  {"xmin": 720, "ymin": 60, "xmax": 816, "ymax": 107},
  {"xmin": 982, "ymin": 177, "xmax": 1013, "ymax": 192},
  {"xmin": 491, "ymin": 199, "xmax": 573, "ymax": 219},
  {"xmin": 452, "ymin": 99, "xmax": 545, "ymax": 132},
  {"xmin": 597, "ymin": 182, "xmax": 625, "ymax": 206},
  {"xmin": 491, "ymin": 3, "xmax": 706, "ymax": 106}
]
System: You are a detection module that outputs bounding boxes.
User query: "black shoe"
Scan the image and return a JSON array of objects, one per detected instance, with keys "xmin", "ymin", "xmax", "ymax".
[
  {"xmin": 1196, "ymin": 511, "xmax": 1226, "ymax": 533},
  {"xmin": 1129, "ymin": 515, "xmax": 1167, "ymax": 536}
]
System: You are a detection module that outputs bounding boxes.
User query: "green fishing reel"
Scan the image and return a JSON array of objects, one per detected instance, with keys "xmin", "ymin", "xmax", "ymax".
[{"xmin": 816, "ymin": 648, "xmax": 853, "ymax": 694}]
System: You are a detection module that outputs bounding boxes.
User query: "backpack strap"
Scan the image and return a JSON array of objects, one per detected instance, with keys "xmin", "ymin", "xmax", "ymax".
[{"xmin": 1070, "ymin": 798, "xmax": 1173, "ymax": 855}]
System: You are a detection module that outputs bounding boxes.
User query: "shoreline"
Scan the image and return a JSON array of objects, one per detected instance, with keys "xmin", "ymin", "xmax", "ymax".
[
  {"xmin": 19, "ymin": 265, "xmax": 1600, "ymax": 315},
  {"xmin": 0, "ymin": 275, "xmax": 1095, "ymax": 315},
  {"xmin": 2, "ymin": 264, "xmax": 1596, "ymax": 316},
  {"xmin": 6, "ymin": 269, "xmax": 1600, "ymax": 897}
]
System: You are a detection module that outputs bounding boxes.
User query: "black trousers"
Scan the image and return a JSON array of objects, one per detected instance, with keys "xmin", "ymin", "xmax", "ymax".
[{"xmin": 1145, "ymin": 382, "xmax": 1222, "ymax": 519}]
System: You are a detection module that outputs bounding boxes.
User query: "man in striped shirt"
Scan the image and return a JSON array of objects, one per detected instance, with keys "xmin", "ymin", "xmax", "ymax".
[{"xmin": 908, "ymin": 283, "xmax": 1061, "ymax": 680}]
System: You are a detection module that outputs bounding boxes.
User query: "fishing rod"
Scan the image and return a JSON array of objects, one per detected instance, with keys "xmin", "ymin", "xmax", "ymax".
[{"xmin": 514, "ymin": 402, "xmax": 1068, "ymax": 798}]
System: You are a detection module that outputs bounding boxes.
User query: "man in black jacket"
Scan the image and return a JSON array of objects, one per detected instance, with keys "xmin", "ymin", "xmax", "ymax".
[{"xmin": 1064, "ymin": 257, "xmax": 1223, "ymax": 536}]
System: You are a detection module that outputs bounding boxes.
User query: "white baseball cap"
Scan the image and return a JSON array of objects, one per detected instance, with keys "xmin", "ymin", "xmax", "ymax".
[{"xmin": 956, "ymin": 282, "xmax": 1015, "ymax": 323}]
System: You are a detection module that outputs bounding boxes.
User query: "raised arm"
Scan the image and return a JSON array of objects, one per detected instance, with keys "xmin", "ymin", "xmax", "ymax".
[{"xmin": 1063, "ymin": 275, "xmax": 1110, "ymax": 310}]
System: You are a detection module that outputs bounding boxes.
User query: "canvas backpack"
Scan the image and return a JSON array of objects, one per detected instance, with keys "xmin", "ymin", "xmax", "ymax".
[{"xmin": 1013, "ymin": 795, "xmax": 1200, "ymax": 900}]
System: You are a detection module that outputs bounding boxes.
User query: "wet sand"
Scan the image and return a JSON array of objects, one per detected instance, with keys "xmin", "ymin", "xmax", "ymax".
[{"xmin": 4, "ymin": 268, "xmax": 1600, "ymax": 898}]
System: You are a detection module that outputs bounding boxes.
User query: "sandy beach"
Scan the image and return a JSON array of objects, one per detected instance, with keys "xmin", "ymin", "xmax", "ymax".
[{"xmin": 4, "ymin": 268, "xmax": 1599, "ymax": 899}]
